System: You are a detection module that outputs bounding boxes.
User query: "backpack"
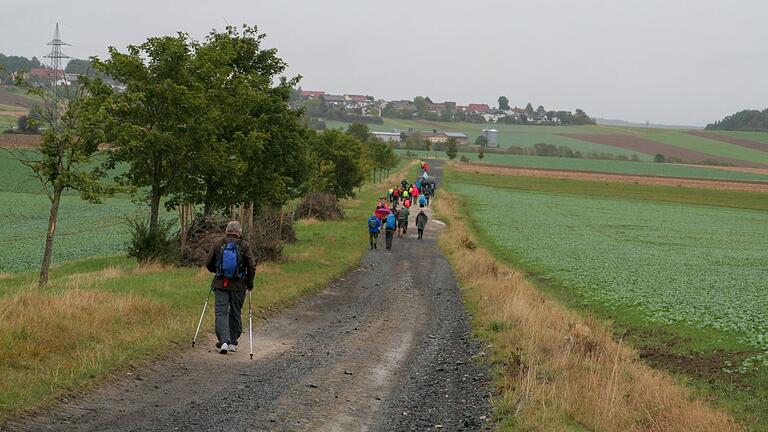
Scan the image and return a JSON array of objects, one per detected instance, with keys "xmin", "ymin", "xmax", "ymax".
[
  {"xmin": 386, "ymin": 214, "xmax": 397, "ymax": 229},
  {"xmin": 216, "ymin": 241, "xmax": 245, "ymax": 280},
  {"xmin": 419, "ymin": 195, "xmax": 427, "ymax": 206},
  {"xmin": 368, "ymin": 217, "xmax": 379, "ymax": 229}
]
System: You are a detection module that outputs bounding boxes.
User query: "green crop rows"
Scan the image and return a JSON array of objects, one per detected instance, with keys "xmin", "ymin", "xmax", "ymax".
[
  {"xmin": 0, "ymin": 191, "xmax": 144, "ymax": 272},
  {"xmin": 451, "ymin": 182, "xmax": 768, "ymax": 356}
]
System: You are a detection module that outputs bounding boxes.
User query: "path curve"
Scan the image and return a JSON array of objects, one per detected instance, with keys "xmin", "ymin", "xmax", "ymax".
[{"xmin": 7, "ymin": 160, "xmax": 493, "ymax": 432}]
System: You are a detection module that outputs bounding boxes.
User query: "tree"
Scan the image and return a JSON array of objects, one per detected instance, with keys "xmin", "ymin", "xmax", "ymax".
[
  {"xmin": 347, "ymin": 123, "xmax": 371, "ymax": 142},
  {"xmin": 498, "ymin": 96, "xmax": 510, "ymax": 111},
  {"xmin": 478, "ymin": 146, "xmax": 485, "ymax": 160},
  {"xmin": 424, "ymin": 139, "xmax": 432, "ymax": 158},
  {"xmin": 445, "ymin": 137, "xmax": 458, "ymax": 160},
  {"xmin": 474, "ymin": 135, "xmax": 488, "ymax": 147},
  {"xmin": 5, "ymin": 77, "xmax": 110, "ymax": 285},
  {"xmin": 88, "ymin": 33, "xmax": 208, "ymax": 233},
  {"xmin": 173, "ymin": 26, "xmax": 311, "ymax": 215},
  {"xmin": 16, "ymin": 114, "xmax": 39, "ymax": 134},
  {"xmin": 653, "ymin": 153, "xmax": 666, "ymax": 163},
  {"xmin": 413, "ymin": 96, "xmax": 427, "ymax": 113},
  {"xmin": 309, "ymin": 129, "xmax": 367, "ymax": 199},
  {"xmin": 525, "ymin": 102, "xmax": 535, "ymax": 117}
]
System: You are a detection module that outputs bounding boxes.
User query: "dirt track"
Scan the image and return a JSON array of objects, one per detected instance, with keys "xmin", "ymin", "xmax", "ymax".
[
  {"xmin": 454, "ymin": 163, "xmax": 768, "ymax": 193},
  {"xmin": 6, "ymin": 161, "xmax": 493, "ymax": 431}
]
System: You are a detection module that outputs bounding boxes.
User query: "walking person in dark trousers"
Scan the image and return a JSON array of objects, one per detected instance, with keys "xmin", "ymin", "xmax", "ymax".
[
  {"xmin": 367, "ymin": 212, "xmax": 382, "ymax": 249},
  {"xmin": 205, "ymin": 221, "xmax": 256, "ymax": 354},
  {"xmin": 385, "ymin": 211, "xmax": 397, "ymax": 250},
  {"xmin": 416, "ymin": 210, "xmax": 428, "ymax": 240}
]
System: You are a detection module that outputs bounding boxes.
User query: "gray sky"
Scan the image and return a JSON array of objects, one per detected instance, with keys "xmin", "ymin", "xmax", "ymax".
[{"xmin": 3, "ymin": 0, "xmax": 767, "ymax": 126}]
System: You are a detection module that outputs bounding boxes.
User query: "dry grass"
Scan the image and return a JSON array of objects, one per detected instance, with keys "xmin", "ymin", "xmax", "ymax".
[
  {"xmin": 434, "ymin": 191, "xmax": 739, "ymax": 431},
  {"xmin": 132, "ymin": 261, "xmax": 175, "ymax": 274},
  {"xmin": 296, "ymin": 217, "xmax": 320, "ymax": 226},
  {"xmin": 0, "ymin": 288, "xmax": 170, "ymax": 414}
]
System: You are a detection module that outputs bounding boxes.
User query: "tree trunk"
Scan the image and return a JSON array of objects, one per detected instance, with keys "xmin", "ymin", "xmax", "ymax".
[
  {"xmin": 149, "ymin": 189, "xmax": 161, "ymax": 234},
  {"xmin": 39, "ymin": 184, "xmax": 64, "ymax": 286}
]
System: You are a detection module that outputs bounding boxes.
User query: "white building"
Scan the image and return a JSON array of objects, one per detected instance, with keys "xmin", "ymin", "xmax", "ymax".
[{"xmin": 371, "ymin": 132, "xmax": 401, "ymax": 143}]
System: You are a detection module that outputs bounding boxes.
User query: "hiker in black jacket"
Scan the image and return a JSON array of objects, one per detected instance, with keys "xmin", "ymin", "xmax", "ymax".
[{"xmin": 415, "ymin": 210, "xmax": 428, "ymax": 240}]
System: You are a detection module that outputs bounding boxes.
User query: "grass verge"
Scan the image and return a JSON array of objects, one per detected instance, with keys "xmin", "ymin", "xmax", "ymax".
[
  {"xmin": 433, "ymin": 187, "xmax": 739, "ymax": 431},
  {"xmin": 0, "ymin": 160, "xmax": 416, "ymax": 421}
]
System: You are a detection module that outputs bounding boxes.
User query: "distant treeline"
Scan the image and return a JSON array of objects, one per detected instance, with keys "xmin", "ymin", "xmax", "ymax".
[
  {"xmin": 706, "ymin": 109, "xmax": 768, "ymax": 132},
  {"xmin": 0, "ymin": 53, "xmax": 102, "ymax": 83}
]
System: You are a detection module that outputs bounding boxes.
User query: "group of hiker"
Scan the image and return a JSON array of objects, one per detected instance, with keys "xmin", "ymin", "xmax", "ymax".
[
  {"xmin": 198, "ymin": 161, "xmax": 437, "ymax": 356},
  {"xmin": 368, "ymin": 161, "xmax": 436, "ymax": 251}
]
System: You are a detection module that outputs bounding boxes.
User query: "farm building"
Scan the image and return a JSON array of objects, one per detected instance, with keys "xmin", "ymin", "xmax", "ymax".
[
  {"xmin": 371, "ymin": 132, "xmax": 402, "ymax": 143},
  {"xmin": 322, "ymin": 94, "xmax": 346, "ymax": 106},
  {"xmin": 445, "ymin": 132, "xmax": 469, "ymax": 144},
  {"xmin": 482, "ymin": 128, "xmax": 498, "ymax": 147}
]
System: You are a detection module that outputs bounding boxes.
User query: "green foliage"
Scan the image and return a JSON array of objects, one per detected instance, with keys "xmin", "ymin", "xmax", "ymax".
[
  {"xmin": 474, "ymin": 135, "xmax": 488, "ymax": 147},
  {"xmin": 346, "ymin": 123, "xmax": 370, "ymax": 142},
  {"xmin": 497, "ymin": 96, "xmax": 510, "ymax": 111},
  {"xmin": 16, "ymin": 115, "xmax": 39, "ymax": 134},
  {"xmin": 87, "ymin": 25, "xmax": 310, "ymax": 223},
  {"xmin": 0, "ymin": 53, "xmax": 41, "ymax": 83},
  {"xmin": 445, "ymin": 137, "xmax": 458, "ymax": 159},
  {"xmin": 707, "ymin": 109, "xmax": 768, "ymax": 132},
  {"xmin": 309, "ymin": 129, "xmax": 367, "ymax": 199},
  {"xmin": 653, "ymin": 153, "xmax": 666, "ymax": 163},
  {"xmin": 478, "ymin": 146, "xmax": 485, "ymax": 159},
  {"xmin": 125, "ymin": 216, "xmax": 178, "ymax": 263}
]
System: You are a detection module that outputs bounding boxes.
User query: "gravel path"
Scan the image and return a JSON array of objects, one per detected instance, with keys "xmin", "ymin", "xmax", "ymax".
[{"xmin": 9, "ymin": 161, "xmax": 493, "ymax": 431}]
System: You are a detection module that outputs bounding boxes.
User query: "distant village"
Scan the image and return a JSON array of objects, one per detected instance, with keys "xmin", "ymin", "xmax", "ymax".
[{"xmin": 291, "ymin": 88, "xmax": 595, "ymax": 147}]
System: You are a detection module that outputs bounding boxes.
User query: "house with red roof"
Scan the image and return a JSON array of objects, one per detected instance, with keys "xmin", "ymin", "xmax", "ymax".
[
  {"xmin": 467, "ymin": 103, "xmax": 491, "ymax": 113},
  {"xmin": 299, "ymin": 90, "xmax": 325, "ymax": 99}
]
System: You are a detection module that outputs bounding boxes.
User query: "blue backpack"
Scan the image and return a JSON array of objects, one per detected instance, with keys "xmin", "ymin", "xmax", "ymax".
[
  {"xmin": 419, "ymin": 195, "xmax": 427, "ymax": 206},
  {"xmin": 386, "ymin": 214, "xmax": 397, "ymax": 230},
  {"xmin": 368, "ymin": 216, "xmax": 380, "ymax": 231},
  {"xmin": 216, "ymin": 241, "xmax": 245, "ymax": 280}
]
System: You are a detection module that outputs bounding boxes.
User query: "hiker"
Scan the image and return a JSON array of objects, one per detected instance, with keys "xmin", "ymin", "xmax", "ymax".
[
  {"xmin": 387, "ymin": 188, "xmax": 393, "ymax": 204},
  {"xmin": 404, "ymin": 198, "xmax": 411, "ymax": 209},
  {"xmin": 401, "ymin": 179, "xmax": 409, "ymax": 191},
  {"xmin": 368, "ymin": 212, "xmax": 382, "ymax": 250},
  {"xmin": 377, "ymin": 196, "xmax": 387, "ymax": 209},
  {"xmin": 423, "ymin": 186, "xmax": 431, "ymax": 205},
  {"xmin": 397, "ymin": 204, "xmax": 410, "ymax": 237},
  {"xmin": 393, "ymin": 187, "xmax": 401, "ymax": 204},
  {"xmin": 205, "ymin": 221, "xmax": 256, "ymax": 354},
  {"xmin": 402, "ymin": 189, "xmax": 409, "ymax": 203},
  {"xmin": 385, "ymin": 211, "xmax": 397, "ymax": 250},
  {"xmin": 416, "ymin": 210, "xmax": 428, "ymax": 240},
  {"xmin": 418, "ymin": 193, "xmax": 427, "ymax": 208}
]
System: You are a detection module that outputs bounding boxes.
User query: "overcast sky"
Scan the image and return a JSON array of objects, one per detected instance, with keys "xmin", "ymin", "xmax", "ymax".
[{"xmin": 2, "ymin": 0, "xmax": 767, "ymax": 126}]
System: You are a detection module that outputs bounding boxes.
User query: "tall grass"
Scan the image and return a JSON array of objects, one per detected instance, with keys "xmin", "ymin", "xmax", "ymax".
[{"xmin": 434, "ymin": 191, "xmax": 739, "ymax": 431}]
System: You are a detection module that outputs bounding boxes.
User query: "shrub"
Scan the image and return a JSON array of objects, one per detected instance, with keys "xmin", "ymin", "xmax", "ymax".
[{"xmin": 125, "ymin": 216, "xmax": 178, "ymax": 263}]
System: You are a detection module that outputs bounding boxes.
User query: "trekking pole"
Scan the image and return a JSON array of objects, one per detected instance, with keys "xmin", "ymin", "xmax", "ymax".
[
  {"xmin": 248, "ymin": 290, "xmax": 254, "ymax": 360},
  {"xmin": 192, "ymin": 288, "xmax": 213, "ymax": 347}
]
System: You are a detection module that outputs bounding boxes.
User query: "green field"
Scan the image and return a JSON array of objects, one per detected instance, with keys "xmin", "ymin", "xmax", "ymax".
[
  {"xmin": 446, "ymin": 169, "xmax": 768, "ymax": 427},
  {"xmin": 396, "ymin": 150, "xmax": 768, "ymax": 183}
]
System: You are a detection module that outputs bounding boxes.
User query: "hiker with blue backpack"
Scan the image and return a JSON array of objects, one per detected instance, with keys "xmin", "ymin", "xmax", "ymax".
[
  {"xmin": 204, "ymin": 221, "xmax": 256, "ymax": 355},
  {"xmin": 368, "ymin": 211, "xmax": 382, "ymax": 249},
  {"xmin": 385, "ymin": 210, "xmax": 397, "ymax": 250}
]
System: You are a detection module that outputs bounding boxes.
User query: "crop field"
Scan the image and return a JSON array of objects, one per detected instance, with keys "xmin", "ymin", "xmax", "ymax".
[
  {"xmin": 396, "ymin": 149, "xmax": 768, "ymax": 182},
  {"xmin": 0, "ymin": 153, "xmax": 150, "ymax": 272},
  {"xmin": 0, "ymin": 191, "xmax": 143, "ymax": 272},
  {"xmin": 447, "ymin": 169, "xmax": 768, "ymax": 424}
]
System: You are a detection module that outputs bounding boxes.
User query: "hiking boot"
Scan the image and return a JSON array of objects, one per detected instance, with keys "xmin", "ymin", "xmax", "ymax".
[
  {"xmin": 219, "ymin": 343, "xmax": 229, "ymax": 354},
  {"xmin": 228, "ymin": 344, "xmax": 237, "ymax": 352},
  {"xmin": 374, "ymin": 243, "xmax": 377, "ymax": 249}
]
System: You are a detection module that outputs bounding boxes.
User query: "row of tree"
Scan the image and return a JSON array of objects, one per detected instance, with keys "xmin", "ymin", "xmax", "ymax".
[
  {"xmin": 6, "ymin": 25, "xmax": 397, "ymax": 286},
  {"xmin": 706, "ymin": 109, "xmax": 768, "ymax": 131}
]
